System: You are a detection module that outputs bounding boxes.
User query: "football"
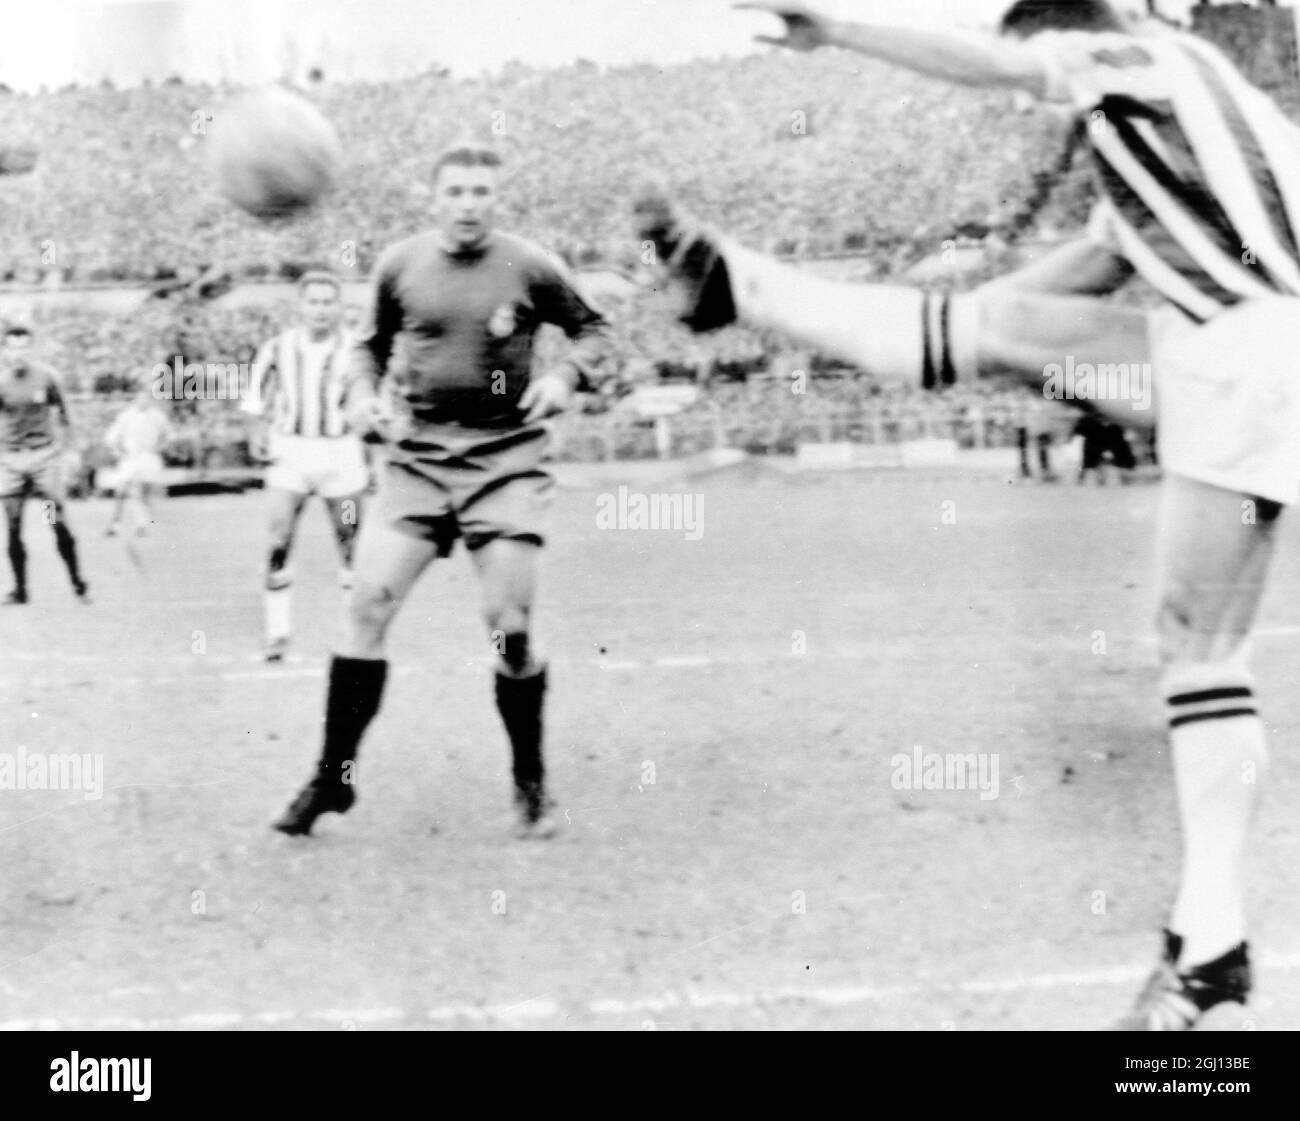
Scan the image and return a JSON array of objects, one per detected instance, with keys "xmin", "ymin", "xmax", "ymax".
[{"xmin": 207, "ymin": 87, "xmax": 341, "ymax": 219}]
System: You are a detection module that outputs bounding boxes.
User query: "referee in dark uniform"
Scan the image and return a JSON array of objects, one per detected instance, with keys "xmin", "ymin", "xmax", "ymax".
[{"xmin": 274, "ymin": 144, "xmax": 608, "ymax": 838}]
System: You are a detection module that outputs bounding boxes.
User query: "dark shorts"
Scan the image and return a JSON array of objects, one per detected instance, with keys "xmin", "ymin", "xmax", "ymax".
[
  {"xmin": 372, "ymin": 425, "xmax": 553, "ymax": 555},
  {"xmin": 0, "ymin": 445, "xmax": 66, "ymax": 502}
]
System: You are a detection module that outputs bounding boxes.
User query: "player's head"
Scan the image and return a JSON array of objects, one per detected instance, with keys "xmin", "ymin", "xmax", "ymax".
[
  {"xmin": 999, "ymin": 0, "xmax": 1124, "ymax": 38},
  {"xmin": 297, "ymin": 270, "xmax": 343, "ymax": 334},
  {"xmin": 2, "ymin": 324, "xmax": 33, "ymax": 368},
  {"xmin": 431, "ymin": 144, "xmax": 501, "ymax": 252}
]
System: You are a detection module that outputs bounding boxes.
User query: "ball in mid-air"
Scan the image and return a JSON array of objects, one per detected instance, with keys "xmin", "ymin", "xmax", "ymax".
[{"xmin": 208, "ymin": 88, "xmax": 341, "ymax": 219}]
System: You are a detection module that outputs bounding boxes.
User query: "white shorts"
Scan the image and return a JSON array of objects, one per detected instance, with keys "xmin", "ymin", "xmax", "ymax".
[
  {"xmin": 1152, "ymin": 297, "xmax": 1300, "ymax": 506},
  {"xmin": 266, "ymin": 434, "xmax": 368, "ymax": 499},
  {"xmin": 116, "ymin": 451, "xmax": 165, "ymax": 488}
]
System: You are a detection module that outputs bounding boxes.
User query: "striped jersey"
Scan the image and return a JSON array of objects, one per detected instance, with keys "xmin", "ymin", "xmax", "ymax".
[
  {"xmin": 1031, "ymin": 28, "xmax": 1300, "ymax": 322},
  {"xmin": 245, "ymin": 327, "xmax": 354, "ymax": 438}
]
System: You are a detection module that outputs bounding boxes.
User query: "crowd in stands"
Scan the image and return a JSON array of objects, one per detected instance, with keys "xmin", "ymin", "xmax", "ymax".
[
  {"xmin": 3, "ymin": 24, "xmax": 1294, "ymax": 473},
  {"xmin": 0, "ymin": 51, "xmax": 1097, "ymax": 285}
]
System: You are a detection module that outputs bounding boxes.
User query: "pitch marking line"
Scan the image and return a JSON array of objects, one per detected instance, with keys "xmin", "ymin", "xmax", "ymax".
[
  {"xmin": 5, "ymin": 955, "xmax": 1299, "ymax": 1030},
  {"xmin": 8, "ymin": 625, "xmax": 1300, "ymax": 687}
]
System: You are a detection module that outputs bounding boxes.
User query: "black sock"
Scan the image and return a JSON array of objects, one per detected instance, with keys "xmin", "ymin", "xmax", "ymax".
[
  {"xmin": 318, "ymin": 656, "xmax": 388, "ymax": 784},
  {"xmin": 53, "ymin": 523, "xmax": 82, "ymax": 588},
  {"xmin": 8, "ymin": 531, "xmax": 26, "ymax": 593},
  {"xmin": 495, "ymin": 668, "xmax": 547, "ymax": 791}
]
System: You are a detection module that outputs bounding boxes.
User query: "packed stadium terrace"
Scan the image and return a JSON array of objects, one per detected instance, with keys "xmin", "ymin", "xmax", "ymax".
[
  {"xmin": 0, "ymin": 52, "xmax": 1096, "ymax": 283},
  {"xmin": 0, "ymin": 36, "xmax": 1278, "ymax": 468}
]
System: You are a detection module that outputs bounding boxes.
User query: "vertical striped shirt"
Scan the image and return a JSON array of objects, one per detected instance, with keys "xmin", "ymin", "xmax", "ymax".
[
  {"xmin": 245, "ymin": 327, "xmax": 353, "ymax": 438},
  {"xmin": 1031, "ymin": 28, "xmax": 1300, "ymax": 322}
]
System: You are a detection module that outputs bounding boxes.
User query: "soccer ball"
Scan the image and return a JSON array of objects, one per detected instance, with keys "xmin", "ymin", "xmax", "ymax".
[{"xmin": 207, "ymin": 88, "xmax": 341, "ymax": 219}]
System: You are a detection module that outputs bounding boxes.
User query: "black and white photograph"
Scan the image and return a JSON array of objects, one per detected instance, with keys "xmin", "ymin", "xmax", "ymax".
[{"xmin": 1, "ymin": 0, "xmax": 1298, "ymax": 1072}]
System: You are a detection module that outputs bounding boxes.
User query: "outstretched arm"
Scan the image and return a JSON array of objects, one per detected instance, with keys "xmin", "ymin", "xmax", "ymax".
[
  {"xmin": 737, "ymin": 2, "xmax": 1050, "ymax": 95},
  {"xmin": 981, "ymin": 237, "xmax": 1134, "ymax": 298}
]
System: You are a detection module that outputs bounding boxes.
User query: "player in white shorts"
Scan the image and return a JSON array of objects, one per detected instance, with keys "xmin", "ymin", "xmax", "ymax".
[
  {"xmin": 641, "ymin": 0, "xmax": 1300, "ymax": 1029},
  {"xmin": 104, "ymin": 384, "xmax": 172, "ymax": 539},
  {"xmin": 243, "ymin": 271, "xmax": 369, "ymax": 662}
]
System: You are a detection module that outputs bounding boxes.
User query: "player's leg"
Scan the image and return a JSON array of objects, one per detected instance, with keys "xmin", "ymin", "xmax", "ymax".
[
  {"xmin": 635, "ymin": 197, "xmax": 1154, "ymax": 425},
  {"xmin": 1113, "ymin": 296, "xmax": 1300, "ymax": 1030},
  {"xmin": 44, "ymin": 498, "xmax": 88, "ymax": 600},
  {"xmin": 455, "ymin": 430, "xmax": 557, "ymax": 836},
  {"xmin": 1114, "ymin": 475, "xmax": 1277, "ymax": 1030},
  {"xmin": 324, "ymin": 494, "xmax": 361, "ymax": 570},
  {"xmin": 263, "ymin": 486, "xmax": 308, "ymax": 660},
  {"xmin": 470, "ymin": 536, "xmax": 556, "ymax": 837},
  {"xmin": 34, "ymin": 450, "xmax": 88, "ymax": 601},
  {"xmin": 105, "ymin": 463, "xmax": 130, "ymax": 536},
  {"xmin": 2, "ymin": 494, "xmax": 26, "ymax": 604},
  {"xmin": 273, "ymin": 505, "xmax": 448, "ymax": 836},
  {"xmin": 318, "ymin": 436, "xmax": 369, "ymax": 605}
]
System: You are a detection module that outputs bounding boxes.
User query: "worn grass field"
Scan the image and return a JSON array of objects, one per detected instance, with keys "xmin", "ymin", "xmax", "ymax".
[{"xmin": 3, "ymin": 464, "xmax": 1297, "ymax": 1030}]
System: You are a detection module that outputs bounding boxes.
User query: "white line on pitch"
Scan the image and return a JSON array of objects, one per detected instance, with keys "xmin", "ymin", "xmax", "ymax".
[
  {"xmin": 9, "ymin": 627, "xmax": 1300, "ymax": 686},
  {"xmin": 4, "ymin": 955, "xmax": 1298, "ymax": 1031}
]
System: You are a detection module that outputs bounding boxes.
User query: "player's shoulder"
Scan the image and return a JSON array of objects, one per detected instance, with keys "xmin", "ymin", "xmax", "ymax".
[
  {"xmin": 378, "ymin": 230, "xmax": 440, "ymax": 271},
  {"xmin": 490, "ymin": 231, "xmax": 575, "ymax": 282}
]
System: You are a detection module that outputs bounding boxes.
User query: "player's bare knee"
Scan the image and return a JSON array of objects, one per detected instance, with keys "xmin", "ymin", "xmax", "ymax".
[{"xmin": 349, "ymin": 579, "xmax": 398, "ymax": 635}]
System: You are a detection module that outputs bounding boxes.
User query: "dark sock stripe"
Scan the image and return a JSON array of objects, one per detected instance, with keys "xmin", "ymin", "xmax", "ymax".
[
  {"xmin": 938, "ymin": 293, "xmax": 956, "ymax": 386},
  {"xmin": 920, "ymin": 292, "xmax": 935, "ymax": 391},
  {"xmin": 1167, "ymin": 686, "xmax": 1253, "ymax": 707},
  {"xmin": 1169, "ymin": 706, "xmax": 1258, "ymax": 729}
]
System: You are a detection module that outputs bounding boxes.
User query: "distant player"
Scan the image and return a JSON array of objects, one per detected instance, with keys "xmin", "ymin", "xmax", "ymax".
[
  {"xmin": 104, "ymin": 382, "xmax": 172, "ymax": 538},
  {"xmin": 642, "ymin": 0, "xmax": 1300, "ymax": 1029},
  {"xmin": 273, "ymin": 145, "xmax": 609, "ymax": 838},
  {"xmin": 242, "ymin": 271, "xmax": 368, "ymax": 662},
  {"xmin": 0, "ymin": 324, "xmax": 89, "ymax": 604}
]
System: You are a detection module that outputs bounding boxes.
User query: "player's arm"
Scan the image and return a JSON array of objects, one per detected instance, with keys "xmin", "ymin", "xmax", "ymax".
[
  {"xmin": 240, "ymin": 339, "xmax": 279, "ymax": 418},
  {"xmin": 522, "ymin": 257, "xmax": 613, "ymax": 422},
  {"xmin": 43, "ymin": 369, "xmax": 73, "ymax": 437},
  {"xmin": 738, "ymin": 2, "xmax": 1051, "ymax": 96},
  {"xmin": 241, "ymin": 339, "xmax": 279, "ymax": 461},
  {"xmin": 980, "ymin": 236, "xmax": 1134, "ymax": 299},
  {"xmin": 343, "ymin": 250, "xmax": 402, "ymax": 438}
]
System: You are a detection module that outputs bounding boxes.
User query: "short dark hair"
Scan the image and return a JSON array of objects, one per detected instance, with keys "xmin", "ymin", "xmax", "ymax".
[
  {"xmin": 999, "ymin": 0, "xmax": 1124, "ymax": 37},
  {"xmin": 432, "ymin": 144, "xmax": 502, "ymax": 184},
  {"xmin": 297, "ymin": 270, "xmax": 342, "ymax": 297}
]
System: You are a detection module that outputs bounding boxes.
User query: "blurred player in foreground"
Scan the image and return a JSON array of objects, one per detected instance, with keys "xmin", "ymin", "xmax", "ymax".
[
  {"xmin": 274, "ymin": 145, "xmax": 609, "ymax": 838},
  {"xmin": 640, "ymin": 0, "xmax": 1300, "ymax": 1029},
  {"xmin": 0, "ymin": 324, "xmax": 89, "ymax": 605},
  {"xmin": 104, "ymin": 382, "xmax": 172, "ymax": 541},
  {"xmin": 242, "ymin": 271, "xmax": 367, "ymax": 662}
]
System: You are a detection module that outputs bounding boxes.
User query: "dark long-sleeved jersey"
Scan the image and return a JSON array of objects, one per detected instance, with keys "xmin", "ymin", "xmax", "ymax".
[
  {"xmin": 349, "ymin": 229, "xmax": 608, "ymax": 430},
  {"xmin": 0, "ymin": 362, "xmax": 69, "ymax": 452}
]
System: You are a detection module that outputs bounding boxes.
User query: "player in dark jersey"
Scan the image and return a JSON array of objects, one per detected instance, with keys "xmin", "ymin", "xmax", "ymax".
[
  {"xmin": 273, "ymin": 144, "xmax": 608, "ymax": 839},
  {"xmin": 0, "ymin": 325, "xmax": 89, "ymax": 604}
]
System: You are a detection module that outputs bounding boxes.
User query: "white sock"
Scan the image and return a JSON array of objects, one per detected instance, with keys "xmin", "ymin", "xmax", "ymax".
[
  {"xmin": 1166, "ymin": 686, "xmax": 1266, "ymax": 966},
  {"xmin": 265, "ymin": 584, "xmax": 292, "ymax": 642},
  {"xmin": 722, "ymin": 241, "xmax": 925, "ymax": 383}
]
